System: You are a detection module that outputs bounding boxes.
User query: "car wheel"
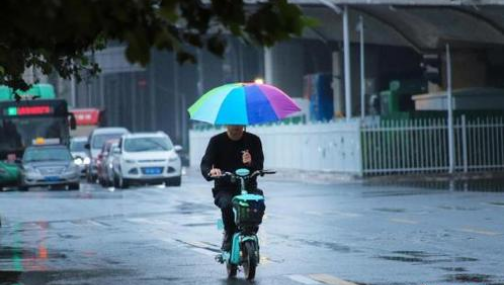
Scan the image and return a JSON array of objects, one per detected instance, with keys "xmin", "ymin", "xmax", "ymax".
[
  {"xmin": 119, "ymin": 176, "xmax": 129, "ymax": 189},
  {"xmin": 19, "ymin": 186, "xmax": 29, "ymax": 191},
  {"xmin": 0, "ymin": 186, "xmax": 3, "ymax": 192},
  {"xmin": 68, "ymin": 183, "xmax": 80, "ymax": 191},
  {"xmin": 165, "ymin": 176, "xmax": 181, "ymax": 187},
  {"xmin": 99, "ymin": 177, "xmax": 107, "ymax": 187}
]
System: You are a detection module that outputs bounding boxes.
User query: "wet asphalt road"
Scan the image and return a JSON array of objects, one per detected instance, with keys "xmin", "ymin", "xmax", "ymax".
[{"xmin": 1, "ymin": 172, "xmax": 504, "ymax": 285}]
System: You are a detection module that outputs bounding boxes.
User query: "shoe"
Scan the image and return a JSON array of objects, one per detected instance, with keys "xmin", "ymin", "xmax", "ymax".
[{"xmin": 221, "ymin": 232, "xmax": 232, "ymax": 251}]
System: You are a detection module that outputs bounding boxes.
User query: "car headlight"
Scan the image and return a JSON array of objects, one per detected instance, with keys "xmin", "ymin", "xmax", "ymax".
[
  {"xmin": 74, "ymin": 158, "xmax": 83, "ymax": 165},
  {"xmin": 168, "ymin": 156, "xmax": 179, "ymax": 162},
  {"xmin": 83, "ymin": 157, "xmax": 91, "ymax": 165},
  {"xmin": 24, "ymin": 166, "xmax": 38, "ymax": 174},
  {"xmin": 125, "ymin": 159, "xmax": 136, "ymax": 164}
]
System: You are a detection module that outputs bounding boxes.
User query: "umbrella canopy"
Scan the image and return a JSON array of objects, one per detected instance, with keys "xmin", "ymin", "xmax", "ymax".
[{"xmin": 188, "ymin": 82, "xmax": 301, "ymax": 125}]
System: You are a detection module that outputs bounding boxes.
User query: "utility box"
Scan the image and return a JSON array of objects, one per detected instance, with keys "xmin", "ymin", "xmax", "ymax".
[
  {"xmin": 379, "ymin": 80, "xmax": 426, "ymax": 116},
  {"xmin": 303, "ymin": 73, "xmax": 334, "ymax": 121}
]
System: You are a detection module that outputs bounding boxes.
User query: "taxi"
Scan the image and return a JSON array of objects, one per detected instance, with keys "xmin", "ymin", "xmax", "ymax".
[{"xmin": 19, "ymin": 138, "xmax": 80, "ymax": 191}]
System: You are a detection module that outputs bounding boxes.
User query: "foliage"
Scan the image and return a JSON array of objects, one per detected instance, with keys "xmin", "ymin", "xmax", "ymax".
[{"xmin": 0, "ymin": 0, "xmax": 314, "ymax": 91}]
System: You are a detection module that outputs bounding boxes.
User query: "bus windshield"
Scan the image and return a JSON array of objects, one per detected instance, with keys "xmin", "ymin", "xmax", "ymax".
[
  {"xmin": 0, "ymin": 117, "xmax": 68, "ymax": 152},
  {"xmin": 70, "ymin": 140, "xmax": 87, "ymax": 152}
]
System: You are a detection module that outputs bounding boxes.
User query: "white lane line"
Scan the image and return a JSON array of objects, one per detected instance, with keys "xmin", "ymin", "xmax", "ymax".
[
  {"xmin": 389, "ymin": 218, "xmax": 419, "ymax": 225},
  {"xmin": 309, "ymin": 274, "xmax": 358, "ymax": 285},
  {"xmin": 191, "ymin": 248, "xmax": 215, "ymax": 256},
  {"xmin": 126, "ymin": 218, "xmax": 172, "ymax": 225},
  {"xmin": 460, "ymin": 227, "xmax": 501, "ymax": 236},
  {"xmin": 88, "ymin": 220, "xmax": 110, "ymax": 227},
  {"xmin": 288, "ymin": 274, "xmax": 322, "ymax": 284}
]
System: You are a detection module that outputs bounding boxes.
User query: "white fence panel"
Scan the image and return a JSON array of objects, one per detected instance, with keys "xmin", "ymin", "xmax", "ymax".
[
  {"xmin": 189, "ymin": 116, "xmax": 504, "ymax": 176},
  {"xmin": 189, "ymin": 120, "xmax": 362, "ymax": 174}
]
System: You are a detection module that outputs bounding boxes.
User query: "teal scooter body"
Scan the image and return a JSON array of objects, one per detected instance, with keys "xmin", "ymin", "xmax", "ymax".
[{"xmin": 214, "ymin": 168, "xmax": 274, "ymax": 281}]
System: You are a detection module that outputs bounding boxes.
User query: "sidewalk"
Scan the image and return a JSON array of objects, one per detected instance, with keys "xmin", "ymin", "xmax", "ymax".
[
  {"xmin": 184, "ymin": 166, "xmax": 504, "ymax": 186},
  {"xmin": 184, "ymin": 167, "xmax": 359, "ymax": 184}
]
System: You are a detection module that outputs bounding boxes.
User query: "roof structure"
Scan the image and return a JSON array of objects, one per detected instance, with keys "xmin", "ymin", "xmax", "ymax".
[{"xmin": 287, "ymin": 0, "xmax": 504, "ymax": 52}]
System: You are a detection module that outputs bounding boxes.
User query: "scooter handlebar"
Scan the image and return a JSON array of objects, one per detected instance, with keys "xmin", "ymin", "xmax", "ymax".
[{"xmin": 208, "ymin": 170, "xmax": 275, "ymax": 179}]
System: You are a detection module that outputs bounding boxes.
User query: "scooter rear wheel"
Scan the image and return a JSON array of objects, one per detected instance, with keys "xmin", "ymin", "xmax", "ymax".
[
  {"xmin": 243, "ymin": 241, "xmax": 257, "ymax": 281},
  {"xmin": 227, "ymin": 263, "xmax": 237, "ymax": 278}
]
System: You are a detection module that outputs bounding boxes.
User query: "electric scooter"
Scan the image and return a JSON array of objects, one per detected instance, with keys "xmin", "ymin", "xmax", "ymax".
[{"xmin": 215, "ymin": 168, "xmax": 275, "ymax": 281}]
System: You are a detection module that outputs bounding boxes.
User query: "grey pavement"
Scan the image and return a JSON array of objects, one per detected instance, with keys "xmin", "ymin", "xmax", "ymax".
[{"xmin": 0, "ymin": 170, "xmax": 503, "ymax": 285}]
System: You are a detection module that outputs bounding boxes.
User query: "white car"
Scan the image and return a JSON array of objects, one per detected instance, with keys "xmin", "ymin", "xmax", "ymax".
[
  {"xmin": 113, "ymin": 132, "xmax": 182, "ymax": 189},
  {"xmin": 70, "ymin": 136, "xmax": 90, "ymax": 177}
]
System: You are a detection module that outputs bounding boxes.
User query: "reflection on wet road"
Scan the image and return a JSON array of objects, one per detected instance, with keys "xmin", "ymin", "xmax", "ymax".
[{"xmin": 1, "ymin": 174, "xmax": 504, "ymax": 284}]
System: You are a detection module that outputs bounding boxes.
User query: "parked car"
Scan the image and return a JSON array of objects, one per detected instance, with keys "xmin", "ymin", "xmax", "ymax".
[
  {"xmin": 0, "ymin": 161, "xmax": 20, "ymax": 191},
  {"xmin": 70, "ymin": 136, "xmax": 90, "ymax": 177},
  {"xmin": 113, "ymin": 132, "xmax": 182, "ymax": 189},
  {"xmin": 20, "ymin": 144, "xmax": 80, "ymax": 191},
  {"xmin": 86, "ymin": 127, "xmax": 129, "ymax": 183},
  {"xmin": 97, "ymin": 140, "xmax": 118, "ymax": 187}
]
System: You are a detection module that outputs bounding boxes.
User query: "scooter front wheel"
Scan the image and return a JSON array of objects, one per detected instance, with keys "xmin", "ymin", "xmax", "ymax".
[
  {"xmin": 243, "ymin": 241, "xmax": 258, "ymax": 281},
  {"xmin": 227, "ymin": 263, "xmax": 237, "ymax": 278}
]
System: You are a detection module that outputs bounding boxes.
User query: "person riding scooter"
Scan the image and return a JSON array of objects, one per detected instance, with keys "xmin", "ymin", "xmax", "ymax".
[{"xmin": 200, "ymin": 125, "xmax": 264, "ymax": 251}]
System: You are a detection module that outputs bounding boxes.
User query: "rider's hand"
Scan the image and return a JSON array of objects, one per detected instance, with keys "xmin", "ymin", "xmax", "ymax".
[
  {"xmin": 242, "ymin": 150, "xmax": 252, "ymax": 166},
  {"xmin": 209, "ymin": 168, "xmax": 222, "ymax": 177}
]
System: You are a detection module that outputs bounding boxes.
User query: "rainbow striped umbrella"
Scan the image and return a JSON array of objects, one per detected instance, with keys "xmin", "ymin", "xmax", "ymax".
[{"xmin": 188, "ymin": 82, "xmax": 301, "ymax": 125}]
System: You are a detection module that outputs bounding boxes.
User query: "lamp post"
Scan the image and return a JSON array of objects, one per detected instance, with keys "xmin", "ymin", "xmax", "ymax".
[
  {"xmin": 446, "ymin": 44, "xmax": 455, "ymax": 174},
  {"xmin": 357, "ymin": 15, "xmax": 365, "ymax": 119}
]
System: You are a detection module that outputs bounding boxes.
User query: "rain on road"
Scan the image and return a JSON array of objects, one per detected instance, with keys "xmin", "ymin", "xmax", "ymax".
[{"xmin": 1, "ymin": 171, "xmax": 504, "ymax": 285}]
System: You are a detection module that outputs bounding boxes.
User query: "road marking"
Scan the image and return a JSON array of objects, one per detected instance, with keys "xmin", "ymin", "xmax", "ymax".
[
  {"xmin": 306, "ymin": 211, "xmax": 361, "ymax": 218},
  {"xmin": 309, "ymin": 274, "xmax": 358, "ymax": 285},
  {"xmin": 191, "ymin": 248, "xmax": 215, "ymax": 256},
  {"xmin": 126, "ymin": 218, "xmax": 172, "ymax": 226},
  {"xmin": 288, "ymin": 274, "xmax": 322, "ymax": 284},
  {"xmin": 389, "ymin": 218, "xmax": 419, "ymax": 225},
  {"xmin": 460, "ymin": 227, "xmax": 501, "ymax": 236}
]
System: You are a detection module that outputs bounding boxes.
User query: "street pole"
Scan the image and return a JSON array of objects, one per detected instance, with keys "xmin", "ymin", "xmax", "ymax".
[
  {"xmin": 70, "ymin": 75, "xmax": 76, "ymax": 108},
  {"xmin": 447, "ymin": 44, "xmax": 455, "ymax": 174},
  {"xmin": 343, "ymin": 5, "xmax": 352, "ymax": 120},
  {"xmin": 359, "ymin": 15, "xmax": 365, "ymax": 119}
]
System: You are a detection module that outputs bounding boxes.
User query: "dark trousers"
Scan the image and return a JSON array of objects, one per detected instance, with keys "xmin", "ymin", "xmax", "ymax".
[{"xmin": 213, "ymin": 188, "xmax": 263, "ymax": 235}]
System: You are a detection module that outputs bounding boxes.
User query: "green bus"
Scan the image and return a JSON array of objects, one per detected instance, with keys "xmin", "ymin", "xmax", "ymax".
[
  {"xmin": 0, "ymin": 83, "xmax": 56, "ymax": 101},
  {"xmin": 0, "ymin": 84, "xmax": 76, "ymax": 160}
]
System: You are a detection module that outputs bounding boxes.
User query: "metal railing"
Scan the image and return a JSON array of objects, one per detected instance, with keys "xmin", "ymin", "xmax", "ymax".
[
  {"xmin": 362, "ymin": 116, "xmax": 504, "ymax": 175},
  {"xmin": 189, "ymin": 116, "xmax": 504, "ymax": 176}
]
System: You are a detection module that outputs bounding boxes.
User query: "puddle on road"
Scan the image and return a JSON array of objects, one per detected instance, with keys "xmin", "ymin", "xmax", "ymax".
[
  {"xmin": 373, "ymin": 208, "xmax": 406, "ymax": 213},
  {"xmin": 0, "ymin": 271, "xmax": 22, "ymax": 285},
  {"xmin": 438, "ymin": 205, "xmax": 480, "ymax": 211},
  {"xmin": 364, "ymin": 178, "xmax": 504, "ymax": 194},
  {"xmin": 0, "ymin": 246, "xmax": 66, "ymax": 261},
  {"xmin": 0, "ymin": 269, "xmax": 132, "ymax": 285},
  {"xmin": 376, "ymin": 251, "xmax": 478, "ymax": 265},
  {"xmin": 439, "ymin": 267, "xmax": 467, "ymax": 272},
  {"xmin": 444, "ymin": 273, "xmax": 493, "ymax": 283}
]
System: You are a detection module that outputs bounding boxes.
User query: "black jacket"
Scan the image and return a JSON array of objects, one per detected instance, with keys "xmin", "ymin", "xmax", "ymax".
[{"xmin": 200, "ymin": 131, "xmax": 264, "ymax": 193}]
